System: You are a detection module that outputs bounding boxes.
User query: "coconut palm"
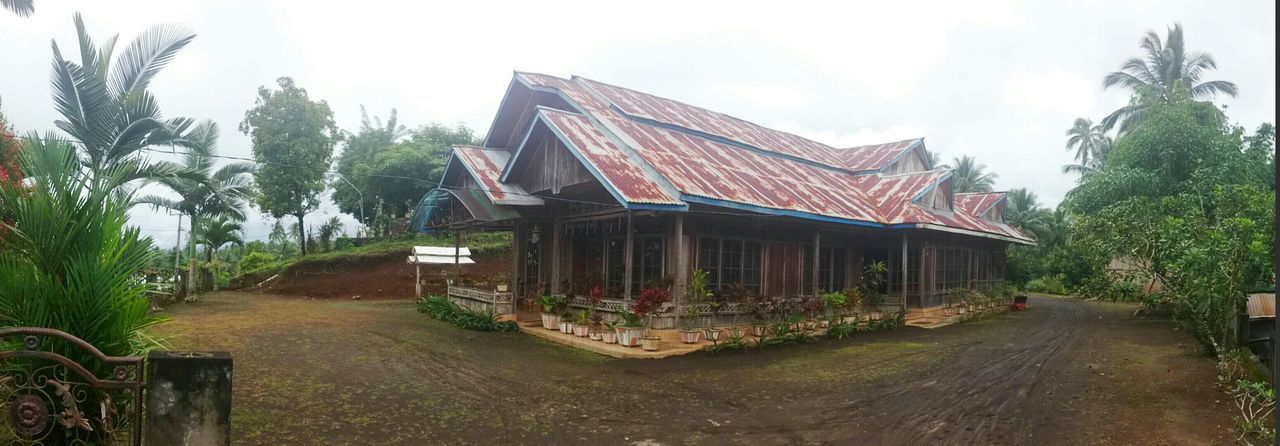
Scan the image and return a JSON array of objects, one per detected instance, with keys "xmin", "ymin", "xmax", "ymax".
[
  {"xmin": 1004, "ymin": 188, "xmax": 1048, "ymax": 235},
  {"xmin": 1101, "ymin": 23, "xmax": 1237, "ymax": 133},
  {"xmin": 137, "ymin": 121, "xmax": 254, "ymax": 297},
  {"xmin": 316, "ymin": 216, "xmax": 345, "ymax": 252},
  {"xmin": 49, "ymin": 13, "xmax": 198, "ymax": 190},
  {"xmin": 197, "ymin": 217, "xmax": 243, "ymax": 290},
  {"xmin": 949, "ymin": 155, "xmax": 996, "ymax": 193},
  {"xmin": 1, "ymin": 0, "xmax": 33, "ymax": 16},
  {"xmin": 1062, "ymin": 118, "xmax": 1112, "ymax": 176}
]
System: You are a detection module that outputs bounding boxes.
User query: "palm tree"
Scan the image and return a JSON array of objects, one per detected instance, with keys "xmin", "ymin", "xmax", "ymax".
[
  {"xmin": 316, "ymin": 216, "xmax": 345, "ymax": 252},
  {"xmin": 1, "ymin": 0, "xmax": 33, "ymax": 16},
  {"xmin": 949, "ymin": 155, "xmax": 996, "ymax": 193},
  {"xmin": 1102, "ymin": 23, "xmax": 1237, "ymax": 133},
  {"xmin": 1004, "ymin": 188, "xmax": 1049, "ymax": 236},
  {"xmin": 137, "ymin": 121, "xmax": 253, "ymax": 297},
  {"xmin": 924, "ymin": 150, "xmax": 947, "ymax": 169},
  {"xmin": 49, "ymin": 13, "xmax": 198, "ymax": 190},
  {"xmin": 197, "ymin": 217, "xmax": 243, "ymax": 290},
  {"xmin": 1062, "ymin": 118, "xmax": 1113, "ymax": 176}
]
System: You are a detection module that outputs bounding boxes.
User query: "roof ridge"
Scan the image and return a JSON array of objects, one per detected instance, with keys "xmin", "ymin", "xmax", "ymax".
[
  {"xmin": 838, "ymin": 137, "xmax": 924, "ymax": 150},
  {"xmin": 571, "ymin": 75, "xmax": 839, "ymax": 151}
]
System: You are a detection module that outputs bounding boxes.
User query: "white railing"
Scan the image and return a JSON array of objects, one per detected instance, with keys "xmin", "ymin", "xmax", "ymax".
[{"xmin": 446, "ymin": 285, "xmax": 514, "ymax": 314}]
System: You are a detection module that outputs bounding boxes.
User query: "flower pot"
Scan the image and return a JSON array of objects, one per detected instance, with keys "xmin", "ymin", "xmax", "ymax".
[
  {"xmin": 729, "ymin": 328, "xmax": 746, "ymax": 338},
  {"xmin": 679, "ymin": 329, "xmax": 702, "ymax": 344},
  {"xmin": 704, "ymin": 328, "xmax": 722, "ymax": 342},
  {"xmin": 496, "ymin": 284, "xmax": 509, "ymax": 292},
  {"xmin": 588, "ymin": 331, "xmax": 603, "ymax": 341},
  {"xmin": 617, "ymin": 326, "xmax": 645, "ymax": 347},
  {"xmin": 842, "ymin": 316, "xmax": 859, "ymax": 324},
  {"xmin": 573, "ymin": 324, "xmax": 589, "ymax": 337},
  {"xmin": 601, "ymin": 331, "xmax": 618, "ymax": 343},
  {"xmin": 640, "ymin": 335, "xmax": 661, "ymax": 351},
  {"xmin": 818, "ymin": 319, "xmax": 830, "ymax": 328},
  {"xmin": 559, "ymin": 321, "xmax": 573, "ymax": 334},
  {"xmin": 957, "ymin": 307, "xmax": 968, "ymax": 315},
  {"xmin": 867, "ymin": 311, "xmax": 883, "ymax": 321},
  {"xmin": 751, "ymin": 324, "xmax": 768, "ymax": 337},
  {"xmin": 943, "ymin": 308, "xmax": 954, "ymax": 317},
  {"xmin": 541, "ymin": 313, "xmax": 561, "ymax": 330}
]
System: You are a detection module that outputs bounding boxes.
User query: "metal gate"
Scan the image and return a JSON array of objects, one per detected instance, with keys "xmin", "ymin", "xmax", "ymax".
[{"xmin": 0, "ymin": 327, "xmax": 143, "ymax": 445}]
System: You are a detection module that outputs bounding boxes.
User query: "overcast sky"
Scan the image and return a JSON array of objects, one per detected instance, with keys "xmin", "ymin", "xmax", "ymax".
[{"xmin": 1, "ymin": 0, "xmax": 1274, "ymax": 247}]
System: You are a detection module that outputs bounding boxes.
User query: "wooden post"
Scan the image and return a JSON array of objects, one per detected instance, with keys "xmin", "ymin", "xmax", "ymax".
[
  {"xmin": 551, "ymin": 220, "xmax": 562, "ymax": 293},
  {"xmin": 673, "ymin": 215, "xmax": 687, "ymax": 323},
  {"xmin": 453, "ymin": 230, "xmax": 461, "ymax": 265},
  {"xmin": 624, "ymin": 211, "xmax": 634, "ymax": 299},
  {"xmin": 901, "ymin": 233, "xmax": 909, "ymax": 308},
  {"xmin": 812, "ymin": 232, "xmax": 822, "ymax": 297},
  {"xmin": 511, "ymin": 221, "xmax": 523, "ymax": 298},
  {"xmin": 415, "ymin": 262, "xmax": 421, "ymax": 297}
]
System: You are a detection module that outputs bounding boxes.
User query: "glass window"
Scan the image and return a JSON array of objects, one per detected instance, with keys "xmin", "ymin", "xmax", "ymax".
[
  {"xmin": 697, "ymin": 237, "xmax": 761, "ymax": 294},
  {"xmin": 803, "ymin": 245, "xmax": 848, "ymax": 293},
  {"xmin": 605, "ymin": 236, "xmax": 665, "ymax": 297}
]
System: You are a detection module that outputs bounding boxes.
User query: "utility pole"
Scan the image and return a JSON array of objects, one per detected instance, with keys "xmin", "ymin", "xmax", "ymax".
[{"xmin": 330, "ymin": 172, "xmax": 365, "ymax": 238}]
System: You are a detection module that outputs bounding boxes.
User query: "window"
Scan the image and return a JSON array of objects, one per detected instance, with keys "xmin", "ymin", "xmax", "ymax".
[
  {"xmin": 605, "ymin": 236, "xmax": 665, "ymax": 297},
  {"xmin": 697, "ymin": 237, "xmax": 762, "ymax": 294},
  {"xmin": 803, "ymin": 246, "xmax": 848, "ymax": 293},
  {"xmin": 935, "ymin": 248, "xmax": 970, "ymax": 292},
  {"xmin": 888, "ymin": 247, "xmax": 920, "ymax": 294}
]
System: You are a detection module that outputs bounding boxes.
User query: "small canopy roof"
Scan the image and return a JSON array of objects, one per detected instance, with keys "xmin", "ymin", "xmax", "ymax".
[{"xmin": 408, "ymin": 187, "xmax": 520, "ymax": 233}]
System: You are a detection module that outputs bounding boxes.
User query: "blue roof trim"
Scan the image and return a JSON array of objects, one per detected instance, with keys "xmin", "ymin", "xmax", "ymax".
[
  {"xmin": 682, "ymin": 195, "xmax": 883, "ymax": 228},
  {"xmin": 438, "ymin": 151, "xmax": 460, "ymax": 188},
  {"xmin": 498, "ymin": 115, "xmax": 542, "ymax": 183},
  {"xmin": 909, "ymin": 170, "xmax": 954, "ymax": 203},
  {"xmin": 448, "ymin": 146, "xmax": 509, "ymax": 204}
]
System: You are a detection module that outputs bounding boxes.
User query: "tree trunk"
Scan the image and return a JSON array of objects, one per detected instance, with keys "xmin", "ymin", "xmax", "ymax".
[
  {"xmin": 297, "ymin": 213, "xmax": 307, "ymax": 255},
  {"xmin": 187, "ymin": 214, "xmax": 198, "ymax": 299},
  {"xmin": 209, "ymin": 247, "xmax": 219, "ymax": 291}
]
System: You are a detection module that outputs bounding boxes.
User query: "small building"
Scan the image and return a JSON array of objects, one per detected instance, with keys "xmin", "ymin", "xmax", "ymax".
[{"xmin": 413, "ymin": 72, "xmax": 1034, "ymax": 324}]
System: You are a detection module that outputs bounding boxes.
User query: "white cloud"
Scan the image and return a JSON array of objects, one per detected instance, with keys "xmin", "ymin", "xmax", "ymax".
[{"xmin": 1002, "ymin": 70, "xmax": 1097, "ymax": 116}]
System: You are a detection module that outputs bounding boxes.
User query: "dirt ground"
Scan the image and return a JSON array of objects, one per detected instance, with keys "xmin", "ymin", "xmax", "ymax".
[
  {"xmin": 258, "ymin": 252, "xmax": 509, "ymax": 299},
  {"xmin": 152, "ymin": 293, "xmax": 1235, "ymax": 445}
]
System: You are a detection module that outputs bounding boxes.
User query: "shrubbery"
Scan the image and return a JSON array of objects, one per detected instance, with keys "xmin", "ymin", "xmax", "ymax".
[
  {"xmin": 417, "ymin": 295, "xmax": 518, "ymax": 332},
  {"xmin": 237, "ymin": 251, "xmax": 279, "ymax": 275},
  {"xmin": 1025, "ymin": 275, "xmax": 1067, "ymax": 295}
]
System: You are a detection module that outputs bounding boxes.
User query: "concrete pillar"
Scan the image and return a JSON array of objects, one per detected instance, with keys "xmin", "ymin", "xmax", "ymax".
[{"xmin": 146, "ymin": 351, "xmax": 233, "ymax": 446}]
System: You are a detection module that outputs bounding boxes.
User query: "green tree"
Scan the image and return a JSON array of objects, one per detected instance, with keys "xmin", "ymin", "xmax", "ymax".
[
  {"xmin": 49, "ymin": 13, "xmax": 198, "ymax": 190},
  {"xmin": 315, "ymin": 216, "xmax": 344, "ymax": 252},
  {"xmin": 136, "ymin": 121, "xmax": 253, "ymax": 297},
  {"xmin": 333, "ymin": 107, "xmax": 407, "ymax": 225},
  {"xmin": 949, "ymin": 155, "xmax": 996, "ymax": 193},
  {"xmin": 267, "ymin": 219, "xmax": 297, "ymax": 258},
  {"xmin": 336, "ymin": 122, "xmax": 476, "ymax": 225},
  {"xmin": 240, "ymin": 77, "xmax": 340, "ymax": 255},
  {"xmin": 1062, "ymin": 118, "xmax": 1112, "ymax": 176},
  {"xmin": 1102, "ymin": 23, "xmax": 1238, "ymax": 133},
  {"xmin": 1, "ymin": 0, "xmax": 33, "ymax": 16},
  {"xmin": 1004, "ymin": 188, "xmax": 1048, "ymax": 236}
]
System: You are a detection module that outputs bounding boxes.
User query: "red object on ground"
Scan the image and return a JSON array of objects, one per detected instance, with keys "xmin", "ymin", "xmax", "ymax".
[{"xmin": 1011, "ymin": 303, "xmax": 1027, "ymax": 311}]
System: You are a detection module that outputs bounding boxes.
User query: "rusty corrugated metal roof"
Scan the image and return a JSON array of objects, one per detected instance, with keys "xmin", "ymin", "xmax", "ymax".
[
  {"xmin": 1248, "ymin": 293, "xmax": 1275, "ymax": 319},
  {"xmin": 537, "ymin": 108, "xmax": 681, "ymax": 205},
  {"xmin": 500, "ymin": 71, "xmax": 1036, "ymax": 243},
  {"xmin": 955, "ymin": 192, "xmax": 1005, "ymax": 217},
  {"xmin": 448, "ymin": 146, "xmax": 544, "ymax": 206}
]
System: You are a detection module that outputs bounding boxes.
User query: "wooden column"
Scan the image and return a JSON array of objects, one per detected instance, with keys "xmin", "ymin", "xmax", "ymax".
[
  {"xmin": 453, "ymin": 230, "xmax": 461, "ymax": 265},
  {"xmin": 901, "ymin": 233, "xmax": 909, "ymax": 307},
  {"xmin": 511, "ymin": 221, "xmax": 523, "ymax": 297},
  {"xmin": 673, "ymin": 214, "xmax": 688, "ymax": 308},
  {"xmin": 550, "ymin": 220, "xmax": 562, "ymax": 293},
  {"xmin": 623, "ymin": 211, "xmax": 634, "ymax": 299},
  {"xmin": 812, "ymin": 231, "xmax": 822, "ymax": 297}
]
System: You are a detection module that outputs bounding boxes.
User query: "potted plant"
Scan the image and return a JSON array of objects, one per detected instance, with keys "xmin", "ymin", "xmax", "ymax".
[
  {"xmin": 601, "ymin": 320, "xmax": 618, "ymax": 344},
  {"xmin": 861, "ymin": 262, "xmax": 887, "ymax": 321},
  {"xmin": 558, "ymin": 311, "xmax": 574, "ymax": 334},
  {"xmin": 801, "ymin": 296, "xmax": 825, "ymax": 330},
  {"xmin": 820, "ymin": 291, "xmax": 846, "ymax": 328},
  {"xmin": 749, "ymin": 293, "xmax": 771, "ymax": 337},
  {"xmin": 616, "ymin": 309, "xmax": 645, "ymax": 347},
  {"xmin": 679, "ymin": 305, "xmax": 702, "ymax": 344},
  {"xmin": 679, "ymin": 269, "xmax": 711, "ymax": 344},
  {"xmin": 537, "ymin": 294, "xmax": 564, "ymax": 330},
  {"xmin": 634, "ymin": 285, "xmax": 671, "ymax": 351},
  {"xmin": 842, "ymin": 287, "xmax": 863, "ymax": 324},
  {"xmin": 493, "ymin": 272, "xmax": 511, "ymax": 292},
  {"xmin": 573, "ymin": 309, "xmax": 591, "ymax": 337}
]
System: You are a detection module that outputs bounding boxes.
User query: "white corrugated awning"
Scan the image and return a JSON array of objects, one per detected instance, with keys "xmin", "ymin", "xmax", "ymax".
[
  {"xmin": 408, "ymin": 246, "xmax": 474, "ymax": 264},
  {"xmin": 413, "ymin": 246, "xmax": 472, "ymax": 256},
  {"xmin": 407, "ymin": 255, "xmax": 475, "ymax": 264}
]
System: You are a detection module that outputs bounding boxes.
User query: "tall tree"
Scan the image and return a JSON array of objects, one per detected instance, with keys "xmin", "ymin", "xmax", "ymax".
[
  {"xmin": 315, "ymin": 216, "xmax": 344, "ymax": 252},
  {"xmin": 1062, "ymin": 118, "xmax": 1113, "ymax": 176},
  {"xmin": 1102, "ymin": 23, "xmax": 1237, "ymax": 133},
  {"xmin": 0, "ymin": 103, "xmax": 20, "ymax": 189},
  {"xmin": 333, "ymin": 106, "xmax": 407, "ymax": 226},
  {"xmin": 1004, "ymin": 188, "xmax": 1048, "ymax": 236},
  {"xmin": 949, "ymin": 155, "xmax": 996, "ymax": 193},
  {"xmin": 334, "ymin": 120, "xmax": 476, "ymax": 225},
  {"xmin": 1, "ymin": 0, "xmax": 33, "ymax": 16},
  {"xmin": 240, "ymin": 77, "xmax": 339, "ymax": 255},
  {"xmin": 137, "ymin": 121, "xmax": 253, "ymax": 297},
  {"xmin": 49, "ymin": 13, "xmax": 198, "ymax": 190}
]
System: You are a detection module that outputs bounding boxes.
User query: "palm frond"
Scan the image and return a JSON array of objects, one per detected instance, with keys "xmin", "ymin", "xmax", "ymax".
[
  {"xmin": 108, "ymin": 22, "xmax": 196, "ymax": 97},
  {"xmin": 1190, "ymin": 79, "xmax": 1238, "ymax": 99},
  {"xmin": 1, "ymin": 0, "xmax": 34, "ymax": 17}
]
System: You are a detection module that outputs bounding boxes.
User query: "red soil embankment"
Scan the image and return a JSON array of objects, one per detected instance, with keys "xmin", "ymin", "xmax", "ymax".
[{"xmin": 256, "ymin": 251, "xmax": 510, "ymax": 299}]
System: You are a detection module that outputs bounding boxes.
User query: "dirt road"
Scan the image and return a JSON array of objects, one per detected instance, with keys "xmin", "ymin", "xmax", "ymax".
[{"xmin": 155, "ymin": 293, "xmax": 1233, "ymax": 445}]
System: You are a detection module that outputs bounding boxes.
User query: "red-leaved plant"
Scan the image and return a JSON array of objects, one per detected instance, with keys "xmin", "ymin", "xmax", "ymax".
[{"xmin": 632, "ymin": 287, "xmax": 672, "ymax": 334}]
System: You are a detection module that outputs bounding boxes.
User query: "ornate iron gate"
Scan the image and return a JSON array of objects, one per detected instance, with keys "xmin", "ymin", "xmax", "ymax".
[{"xmin": 0, "ymin": 327, "xmax": 143, "ymax": 445}]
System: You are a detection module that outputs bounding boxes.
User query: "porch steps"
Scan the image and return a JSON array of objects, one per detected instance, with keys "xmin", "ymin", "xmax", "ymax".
[
  {"xmin": 517, "ymin": 322, "xmax": 707, "ymax": 359},
  {"xmin": 905, "ymin": 316, "xmax": 959, "ymax": 329}
]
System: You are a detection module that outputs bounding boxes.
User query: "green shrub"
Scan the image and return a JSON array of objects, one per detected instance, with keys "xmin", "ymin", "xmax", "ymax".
[
  {"xmin": 1025, "ymin": 275, "xmax": 1067, "ymax": 295},
  {"xmin": 238, "ymin": 251, "xmax": 278, "ymax": 275},
  {"xmin": 417, "ymin": 296, "xmax": 517, "ymax": 332}
]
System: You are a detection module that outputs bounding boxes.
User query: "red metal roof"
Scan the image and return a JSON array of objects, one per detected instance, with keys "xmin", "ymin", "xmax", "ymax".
[
  {"xmin": 449, "ymin": 146, "xmax": 543, "ymax": 206},
  {"xmin": 537, "ymin": 108, "xmax": 681, "ymax": 205},
  {"xmin": 955, "ymin": 192, "xmax": 1005, "ymax": 217},
  {"xmin": 487, "ymin": 72, "xmax": 1036, "ymax": 243}
]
